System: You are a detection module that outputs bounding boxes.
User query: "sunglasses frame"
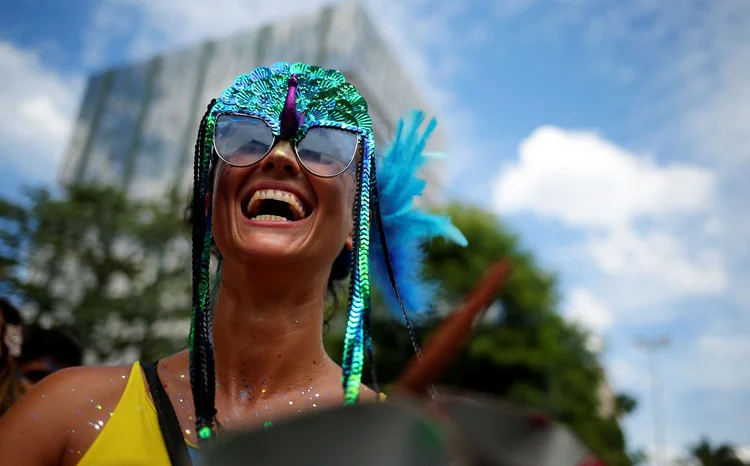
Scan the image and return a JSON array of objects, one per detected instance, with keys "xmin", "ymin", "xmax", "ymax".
[{"xmin": 212, "ymin": 112, "xmax": 360, "ymax": 178}]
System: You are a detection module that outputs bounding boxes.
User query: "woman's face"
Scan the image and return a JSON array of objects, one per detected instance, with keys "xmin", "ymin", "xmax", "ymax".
[{"xmin": 210, "ymin": 139, "xmax": 356, "ymax": 270}]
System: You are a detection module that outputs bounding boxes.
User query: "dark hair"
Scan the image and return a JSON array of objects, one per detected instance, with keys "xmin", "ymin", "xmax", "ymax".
[
  {"xmin": 0, "ymin": 298, "xmax": 25, "ymax": 416},
  {"xmin": 19, "ymin": 324, "xmax": 83, "ymax": 368},
  {"xmin": 0, "ymin": 298, "xmax": 23, "ymax": 327},
  {"xmin": 0, "ymin": 298, "xmax": 23, "ymax": 363}
]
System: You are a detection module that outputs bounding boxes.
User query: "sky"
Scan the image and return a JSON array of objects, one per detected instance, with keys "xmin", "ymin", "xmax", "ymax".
[{"xmin": 1, "ymin": 0, "xmax": 749, "ymax": 463}]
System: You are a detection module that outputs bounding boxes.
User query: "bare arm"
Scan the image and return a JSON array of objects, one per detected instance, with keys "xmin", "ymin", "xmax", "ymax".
[
  {"xmin": 0, "ymin": 365, "xmax": 129, "ymax": 466},
  {"xmin": 0, "ymin": 369, "xmax": 80, "ymax": 465}
]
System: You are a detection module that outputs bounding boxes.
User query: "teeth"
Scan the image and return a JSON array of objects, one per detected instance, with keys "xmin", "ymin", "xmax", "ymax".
[
  {"xmin": 252, "ymin": 214, "xmax": 289, "ymax": 222},
  {"xmin": 247, "ymin": 189, "xmax": 306, "ymax": 220}
]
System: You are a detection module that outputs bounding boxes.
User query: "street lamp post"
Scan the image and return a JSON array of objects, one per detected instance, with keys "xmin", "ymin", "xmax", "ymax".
[{"xmin": 636, "ymin": 336, "xmax": 669, "ymax": 466}]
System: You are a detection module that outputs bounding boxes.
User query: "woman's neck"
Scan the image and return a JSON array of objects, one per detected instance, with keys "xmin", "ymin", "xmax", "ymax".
[{"xmin": 210, "ymin": 266, "xmax": 336, "ymax": 405}]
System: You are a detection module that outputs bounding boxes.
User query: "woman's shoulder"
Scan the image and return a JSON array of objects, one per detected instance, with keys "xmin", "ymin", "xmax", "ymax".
[
  {"xmin": 35, "ymin": 364, "xmax": 135, "ymax": 405},
  {"xmin": 12, "ymin": 364, "xmax": 134, "ymax": 413},
  {"xmin": 0, "ymin": 363, "xmax": 138, "ymax": 466}
]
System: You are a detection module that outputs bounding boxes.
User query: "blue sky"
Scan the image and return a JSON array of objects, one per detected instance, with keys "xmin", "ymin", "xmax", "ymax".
[{"xmin": 2, "ymin": 0, "xmax": 749, "ymax": 463}]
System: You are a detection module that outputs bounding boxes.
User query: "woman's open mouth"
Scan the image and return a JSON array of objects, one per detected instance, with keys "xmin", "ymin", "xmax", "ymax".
[{"xmin": 243, "ymin": 189, "xmax": 309, "ymax": 223}]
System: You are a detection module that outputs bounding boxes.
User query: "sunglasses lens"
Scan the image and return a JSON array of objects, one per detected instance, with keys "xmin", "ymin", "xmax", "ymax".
[
  {"xmin": 297, "ymin": 127, "xmax": 358, "ymax": 176},
  {"xmin": 214, "ymin": 114, "xmax": 275, "ymax": 167}
]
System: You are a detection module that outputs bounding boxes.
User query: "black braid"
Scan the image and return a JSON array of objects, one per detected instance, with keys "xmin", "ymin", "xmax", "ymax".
[
  {"xmin": 369, "ymin": 161, "xmax": 424, "ymax": 359},
  {"xmin": 370, "ymin": 162, "xmax": 438, "ymax": 398},
  {"xmin": 342, "ymin": 151, "xmax": 364, "ymax": 382},
  {"xmin": 190, "ymin": 99, "xmax": 219, "ymax": 445},
  {"xmin": 363, "ymin": 310, "xmax": 379, "ymax": 395}
]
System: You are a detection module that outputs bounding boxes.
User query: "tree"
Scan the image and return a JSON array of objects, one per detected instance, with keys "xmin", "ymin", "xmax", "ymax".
[
  {"xmin": 614, "ymin": 393, "xmax": 638, "ymax": 418},
  {"xmin": 0, "ymin": 184, "xmax": 191, "ymax": 363},
  {"xmin": 687, "ymin": 437, "xmax": 748, "ymax": 466},
  {"xmin": 326, "ymin": 202, "xmax": 638, "ymax": 465}
]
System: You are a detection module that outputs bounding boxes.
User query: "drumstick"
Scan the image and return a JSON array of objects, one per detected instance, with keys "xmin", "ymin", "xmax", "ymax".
[{"xmin": 394, "ymin": 260, "xmax": 512, "ymax": 395}]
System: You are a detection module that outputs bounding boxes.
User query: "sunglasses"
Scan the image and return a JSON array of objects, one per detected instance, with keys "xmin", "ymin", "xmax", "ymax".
[{"xmin": 213, "ymin": 114, "xmax": 360, "ymax": 178}]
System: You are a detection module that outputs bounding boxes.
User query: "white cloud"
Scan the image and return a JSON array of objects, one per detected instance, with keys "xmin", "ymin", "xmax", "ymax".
[
  {"xmin": 588, "ymin": 227, "xmax": 726, "ymax": 297},
  {"xmin": 737, "ymin": 446, "xmax": 750, "ymax": 462},
  {"xmin": 493, "ymin": 126, "xmax": 726, "ymax": 307},
  {"xmin": 565, "ymin": 288, "xmax": 613, "ymax": 353},
  {"xmin": 483, "ymin": 1, "xmax": 750, "ymax": 317},
  {"xmin": 566, "ymin": 288, "xmax": 613, "ymax": 331},
  {"xmin": 494, "ymin": 126, "xmax": 715, "ymax": 230},
  {"xmin": 0, "ymin": 41, "xmax": 82, "ymax": 184}
]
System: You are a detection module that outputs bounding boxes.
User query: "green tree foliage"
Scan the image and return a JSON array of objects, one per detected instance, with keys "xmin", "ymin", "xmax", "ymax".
[
  {"xmin": 326, "ymin": 203, "xmax": 638, "ymax": 466},
  {"xmin": 684, "ymin": 437, "xmax": 749, "ymax": 466},
  {"xmin": 614, "ymin": 393, "xmax": 638, "ymax": 418},
  {"xmin": 0, "ymin": 184, "xmax": 191, "ymax": 363}
]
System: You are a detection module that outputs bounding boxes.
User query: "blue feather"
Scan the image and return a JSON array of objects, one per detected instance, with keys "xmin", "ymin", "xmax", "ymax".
[{"xmin": 369, "ymin": 111, "xmax": 468, "ymax": 324}]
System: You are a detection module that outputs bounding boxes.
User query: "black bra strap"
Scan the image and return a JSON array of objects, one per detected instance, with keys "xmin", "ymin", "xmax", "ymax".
[{"xmin": 142, "ymin": 361, "xmax": 192, "ymax": 466}]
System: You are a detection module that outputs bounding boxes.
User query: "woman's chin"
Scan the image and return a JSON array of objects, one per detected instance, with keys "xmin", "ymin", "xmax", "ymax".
[{"xmin": 231, "ymin": 228, "xmax": 310, "ymax": 262}]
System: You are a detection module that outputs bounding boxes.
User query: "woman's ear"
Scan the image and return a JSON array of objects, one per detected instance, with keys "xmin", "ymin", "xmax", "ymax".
[{"xmin": 345, "ymin": 228, "xmax": 353, "ymax": 251}]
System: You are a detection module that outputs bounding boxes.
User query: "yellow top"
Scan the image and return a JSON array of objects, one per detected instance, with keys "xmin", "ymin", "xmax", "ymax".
[
  {"xmin": 77, "ymin": 362, "xmax": 386, "ymax": 465},
  {"xmin": 77, "ymin": 362, "xmax": 174, "ymax": 466}
]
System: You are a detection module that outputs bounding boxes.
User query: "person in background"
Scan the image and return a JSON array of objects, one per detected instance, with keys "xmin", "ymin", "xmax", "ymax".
[
  {"xmin": 0, "ymin": 298, "xmax": 25, "ymax": 417},
  {"xmin": 17, "ymin": 324, "xmax": 83, "ymax": 389}
]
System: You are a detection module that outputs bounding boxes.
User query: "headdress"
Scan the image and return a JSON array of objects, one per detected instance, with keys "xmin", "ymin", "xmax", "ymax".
[{"xmin": 190, "ymin": 62, "xmax": 467, "ymax": 445}]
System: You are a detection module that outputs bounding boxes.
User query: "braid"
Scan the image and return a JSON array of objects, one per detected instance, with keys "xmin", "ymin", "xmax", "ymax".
[
  {"xmin": 341, "ymin": 150, "xmax": 363, "ymax": 401},
  {"xmin": 371, "ymin": 160, "xmax": 438, "ymax": 398},
  {"xmin": 341, "ymin": 135, "xmax": 375, "ymax": 404},
  {"xmin": 189, "ymin": 99, "xmax": 219, "ymax": 446},
  {"xmin": 189, "ymin": 101, "xmax": 212, "ymax": 364},
  {"xmin": 370, "ymin": 161, "xmax": 423, "ymax": 360},
  {"xmin": 363, "ymin": 310, "xmax": 379, "ymax": 395}
]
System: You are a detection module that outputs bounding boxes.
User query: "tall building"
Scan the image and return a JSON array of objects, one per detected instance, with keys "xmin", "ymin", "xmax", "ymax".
[{"xmin": 58, "ymin": 2, "xmax": 444, "ymax": 203}]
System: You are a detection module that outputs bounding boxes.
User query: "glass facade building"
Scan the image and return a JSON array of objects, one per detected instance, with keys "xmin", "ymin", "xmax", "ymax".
[{"xmin": 58, "ymin": 3, "xmax": 444, "ymax": 203}]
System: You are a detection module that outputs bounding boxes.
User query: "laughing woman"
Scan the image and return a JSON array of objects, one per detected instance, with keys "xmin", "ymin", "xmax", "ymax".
[{"xmin": 0, "ymin": 63, "xmax": 466, "ymax": 466}]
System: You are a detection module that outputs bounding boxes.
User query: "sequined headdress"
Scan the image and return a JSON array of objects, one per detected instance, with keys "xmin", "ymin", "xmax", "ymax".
[{"xmin": 190, "ymin": 62, "xmax": 467, "ymax": 445}]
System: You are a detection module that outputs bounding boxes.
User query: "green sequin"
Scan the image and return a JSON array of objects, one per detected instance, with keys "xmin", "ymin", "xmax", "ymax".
[{"xmin": 212, "ymin": 62, "xmax": 372, "ymax": 141}]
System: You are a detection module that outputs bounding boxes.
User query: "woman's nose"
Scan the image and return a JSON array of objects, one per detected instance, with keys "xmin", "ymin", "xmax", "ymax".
[{"xmin": 260, "ymin": 140, "xmax": 301, "ymax": 176}]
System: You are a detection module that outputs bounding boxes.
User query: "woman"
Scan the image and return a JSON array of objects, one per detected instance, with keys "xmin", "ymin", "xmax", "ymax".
[
  {"xmin": 0, "ymin": 62, "xmax": 466, "ymax": 465},
  {"xmin": 0, "ymin": 298, "xmax": 25, "ymax": 417}
]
